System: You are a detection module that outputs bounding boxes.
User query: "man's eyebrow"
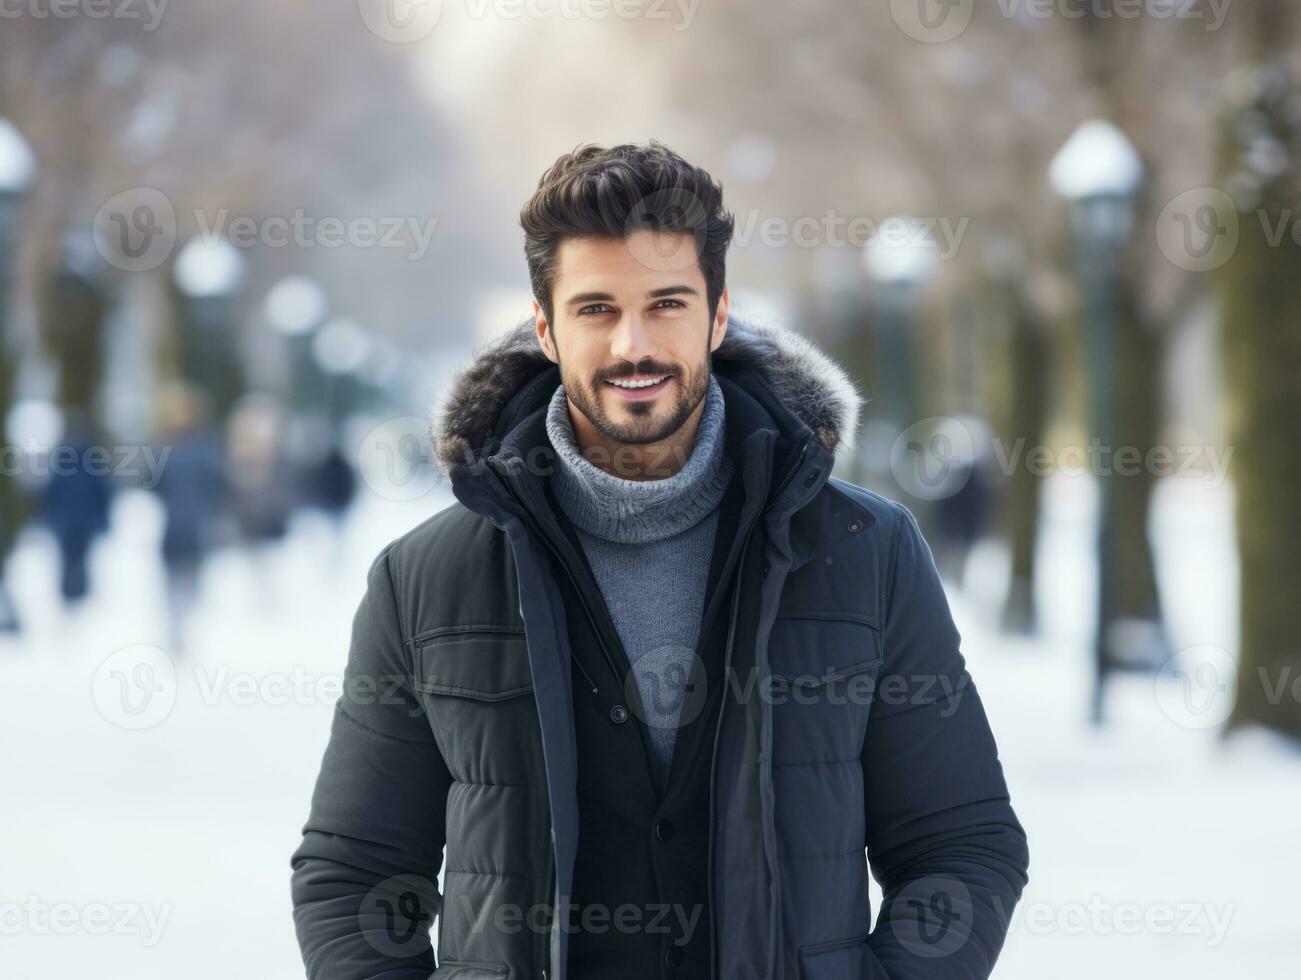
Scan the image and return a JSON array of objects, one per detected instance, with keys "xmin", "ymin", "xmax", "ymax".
[
  {"xmin": 647, "ymin": 285, "xmax": 699, "ymax": 299},
  {"xmin": 565, "ymin": 291, "xmax": 616, "ymax": 306},
  {"xmin": 564, "ymin": 285, "xmax": 700, "ymax": 306}
]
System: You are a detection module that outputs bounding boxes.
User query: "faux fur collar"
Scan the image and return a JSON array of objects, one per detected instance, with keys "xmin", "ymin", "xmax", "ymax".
[{"xmin": 430, "ymin": 309, "xmax": 862, "ymax": 476}]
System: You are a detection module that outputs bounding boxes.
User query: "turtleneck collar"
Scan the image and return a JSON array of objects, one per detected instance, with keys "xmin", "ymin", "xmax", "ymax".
[{"xmin": 544, "ymin": 374, "xmax": 734, "ymax": 544}]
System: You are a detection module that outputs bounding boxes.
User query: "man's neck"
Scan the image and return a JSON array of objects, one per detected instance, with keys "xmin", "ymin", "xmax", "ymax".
[{"xmin": 544, "ymin": 376, "xmax": 733, "ymax": 545}]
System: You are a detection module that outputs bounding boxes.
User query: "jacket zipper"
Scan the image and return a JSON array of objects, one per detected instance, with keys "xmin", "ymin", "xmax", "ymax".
[
  {"xmin": 705, "ymin": 435, "xmax": 810, "ymax": 980},
  {"xmin": 771, "ymin": 437, "xmax": 811, "ymax": 505},
  {"xmin": 539, "ymin": 824, "xmax": 556, "ymax": 980},
  {"xmin": 705, "ymin": 529, "xmax": 753, "ymax": 980}
]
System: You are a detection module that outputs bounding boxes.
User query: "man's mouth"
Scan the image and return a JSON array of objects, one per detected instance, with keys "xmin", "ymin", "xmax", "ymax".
[{"xmin": 603, "ymin": 374, "xmax": 672, "ymax": 400}]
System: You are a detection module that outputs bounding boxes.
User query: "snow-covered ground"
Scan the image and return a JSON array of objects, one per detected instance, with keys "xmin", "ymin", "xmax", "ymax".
[{"xmin": 1, "ymin": 471, "xmax": 1296, "ymax": 978}]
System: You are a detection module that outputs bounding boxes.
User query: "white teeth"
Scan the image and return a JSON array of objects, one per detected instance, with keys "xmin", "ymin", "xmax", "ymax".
[{"xmin": 608, "ymin": 375, "xmax": 668, "ymax": 389}]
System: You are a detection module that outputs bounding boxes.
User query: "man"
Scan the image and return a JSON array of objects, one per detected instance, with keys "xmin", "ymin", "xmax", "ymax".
[{"xmin": 291, "ymin": 141, "xmax": 1029, "ymax": 980}]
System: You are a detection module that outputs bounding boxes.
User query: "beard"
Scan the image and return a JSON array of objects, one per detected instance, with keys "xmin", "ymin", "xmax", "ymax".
[{"xmin": 561, "ymin": 353, "xmax": 710, "ymax": 447}]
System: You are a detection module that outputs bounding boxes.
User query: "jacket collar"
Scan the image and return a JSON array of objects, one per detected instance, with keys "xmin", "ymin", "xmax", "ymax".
[{"xmin": 429, "ymin": 308, "xmax": 863, "ymax": 484}]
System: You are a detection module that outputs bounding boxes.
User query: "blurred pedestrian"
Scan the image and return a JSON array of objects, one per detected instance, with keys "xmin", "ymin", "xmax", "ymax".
[
  {"xmin": 307, "ymin": 442, "xmax": 356, "ymax": 521},
  {"xmin": 152, "ymin": 383, "xmax": 227, "ymax": 653},
  {"xmin": 40, "ymin": 410, "xmax": 112, "ymax": 606},
  {"xmin": 226, "ymin": 393, "xmax": 294, "ymax": 609},
  {"xmin": 934, "ymin": 415, "xmax": 994, "ymax": 587}
]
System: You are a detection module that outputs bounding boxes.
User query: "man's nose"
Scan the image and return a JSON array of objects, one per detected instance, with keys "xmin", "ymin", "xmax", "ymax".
[{"xmin": 608, "ymin": 314, "xmax": 657, "ymax": 366}]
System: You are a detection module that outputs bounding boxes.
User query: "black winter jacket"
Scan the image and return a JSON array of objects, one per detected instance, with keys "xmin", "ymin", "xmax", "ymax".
[{"xmin": 290, "ymin": 312, "xmax": 1030, "ymax": 980}]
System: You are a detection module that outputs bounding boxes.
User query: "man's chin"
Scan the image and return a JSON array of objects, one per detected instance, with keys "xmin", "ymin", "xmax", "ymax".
[{"xmin": 599, "ymin": 419, "xmax": 674, "ymax": 447}]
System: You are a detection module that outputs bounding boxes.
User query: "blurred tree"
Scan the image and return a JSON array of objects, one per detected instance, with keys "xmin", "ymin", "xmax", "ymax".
[
  {"xmin": 1218, "ymin": 2, "xmax": 1301, "ymax": 737},
  {"xmin": 986, "ymin": 264, "xmax": 1051, "ymax": 634}
]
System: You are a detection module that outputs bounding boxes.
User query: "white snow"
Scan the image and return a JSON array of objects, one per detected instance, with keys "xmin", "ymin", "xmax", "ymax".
[{"xmin": 0, "ymin": 471, "xmax": 1295, "ymax": 978}]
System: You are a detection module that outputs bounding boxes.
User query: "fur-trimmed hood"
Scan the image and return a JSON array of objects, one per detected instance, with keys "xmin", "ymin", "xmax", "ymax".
[{"xmin": 430, "ymin": 309, "xmax": 862, "ymax": 476}]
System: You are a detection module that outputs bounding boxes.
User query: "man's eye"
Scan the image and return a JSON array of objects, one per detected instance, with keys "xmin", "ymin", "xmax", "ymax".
[
  {"xmin": 652, "ymin": 299, "xmax": 685, "ymax": 310},
  {"xmin": 578, "ymin": 304, "xmax": 613, "ymax": 316}
]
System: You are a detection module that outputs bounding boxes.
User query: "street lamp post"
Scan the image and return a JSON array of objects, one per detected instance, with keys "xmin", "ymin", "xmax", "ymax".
[
  {"xmin": 0, "ymin": 118, "xmax": 35, "ymax": 632},
  {"xmin": 45, "ymin": 234, "xmax": 110, "ymax": 415},
  {"xmin": 860, "ymin": 216, "xmax": 940, "ymax": 522},
  {"xmin": 355, "ymin": 334, "xmax": 403, "ymax": 414},
  {"xmin": 0, "ymin": 119, "xmax": 35, "ymax": 306},
  {"xmin": 863, "ymin": 216, "xmax": 939, "ymax": 437},
  {"xmin": 264, "ymin": 275, "xmax": 328, "ymax": 415},
  {"xmin": 311, "ymin": 317, "xmax": 370, "ymax": 430},
  {"xmin": 1049, "ymin": 119, "xmax": 1144, "ymax": 725},
  {"xmin": 0, "ymin": 119, "xmax": 35, "ymax": 372},
  {"xmin": 172, "ymin": 238, "xmax": 247, "ymax": 428}
]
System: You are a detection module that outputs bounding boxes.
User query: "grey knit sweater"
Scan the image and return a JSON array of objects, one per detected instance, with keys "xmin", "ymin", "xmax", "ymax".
[{"xmin": 545, "ymin": 375, "xmax": 733, "ymax": 794}]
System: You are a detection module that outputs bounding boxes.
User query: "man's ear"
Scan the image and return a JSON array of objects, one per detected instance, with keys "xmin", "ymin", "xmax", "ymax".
[
  {"xmin": 534, "ymin": 299, "xmax": 558, "ymax": 364},
  {"xmin": 709, "ymin": 286, "xmax": 730, "ymax": 353}
]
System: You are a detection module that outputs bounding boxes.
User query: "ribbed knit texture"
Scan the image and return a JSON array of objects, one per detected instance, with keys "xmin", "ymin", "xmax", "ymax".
[{"xmin": 545, "ymin": 376, "xmax": 733, "ymax": 793}]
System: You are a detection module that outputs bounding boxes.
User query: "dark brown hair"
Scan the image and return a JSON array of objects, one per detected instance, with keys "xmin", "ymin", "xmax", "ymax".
[{"xmin": 520, "ymin": 140, "xmax": 734, "ymax": 326}]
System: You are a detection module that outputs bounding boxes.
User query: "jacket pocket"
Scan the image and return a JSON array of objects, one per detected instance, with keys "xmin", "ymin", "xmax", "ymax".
[
  {"xmin": 768, "ymin": 614, "xmax": 882, "ymax": 686},
  {"xmin": 410, "ymin": 627, "xmax": 544, "ymax": 783},
  {"xmin": 413, "ymin": 628, "xmax": 534, "ymax": 701},
  {"xmin": 767, "ymin": 616, "xmax": 882, "ymax": 768},
  {"xmin": 431, "ymin": 959, "xmax": 510, "ymax": 978},
  {"xmin": 797, "ymin": 931, "xmax": 888, "ymax": 980}
]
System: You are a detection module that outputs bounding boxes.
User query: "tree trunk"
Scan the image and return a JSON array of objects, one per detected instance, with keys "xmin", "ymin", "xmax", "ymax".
[
  {"xmin": 1108, "ymin": 271, "xmax": 1167, "ymax": 649},
  {"xmin": 999, "ymin": 281, "xmax": 1050, "ymax": 634},
  {"xmin": 1218, "ymin": 14, "xmax": 1301, "ymax": 734}
]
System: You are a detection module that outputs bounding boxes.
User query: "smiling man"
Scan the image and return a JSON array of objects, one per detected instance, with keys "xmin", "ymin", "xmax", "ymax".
[
  {"xmin": 291, "ymin": 141, "xmax": 1029, "ymax": 980},
  {"xmin": 541, "ymin": 234, "xmax": 718, "ymax": 486}
]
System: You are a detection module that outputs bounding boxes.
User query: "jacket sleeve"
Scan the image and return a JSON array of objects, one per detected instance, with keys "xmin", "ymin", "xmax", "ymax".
[
  {"xmin": 861, "ymin": 502, "xmax": 1029, "ymax": 979},
  {"xmin": 290, "ymin": 543, "xmax": 454, "ymax": 979}
]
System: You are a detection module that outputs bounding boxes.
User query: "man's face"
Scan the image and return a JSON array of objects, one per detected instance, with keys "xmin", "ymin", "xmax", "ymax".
[{"xmin": 535, "ymin": 229, "xmax": 728, "ymax": 448}]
